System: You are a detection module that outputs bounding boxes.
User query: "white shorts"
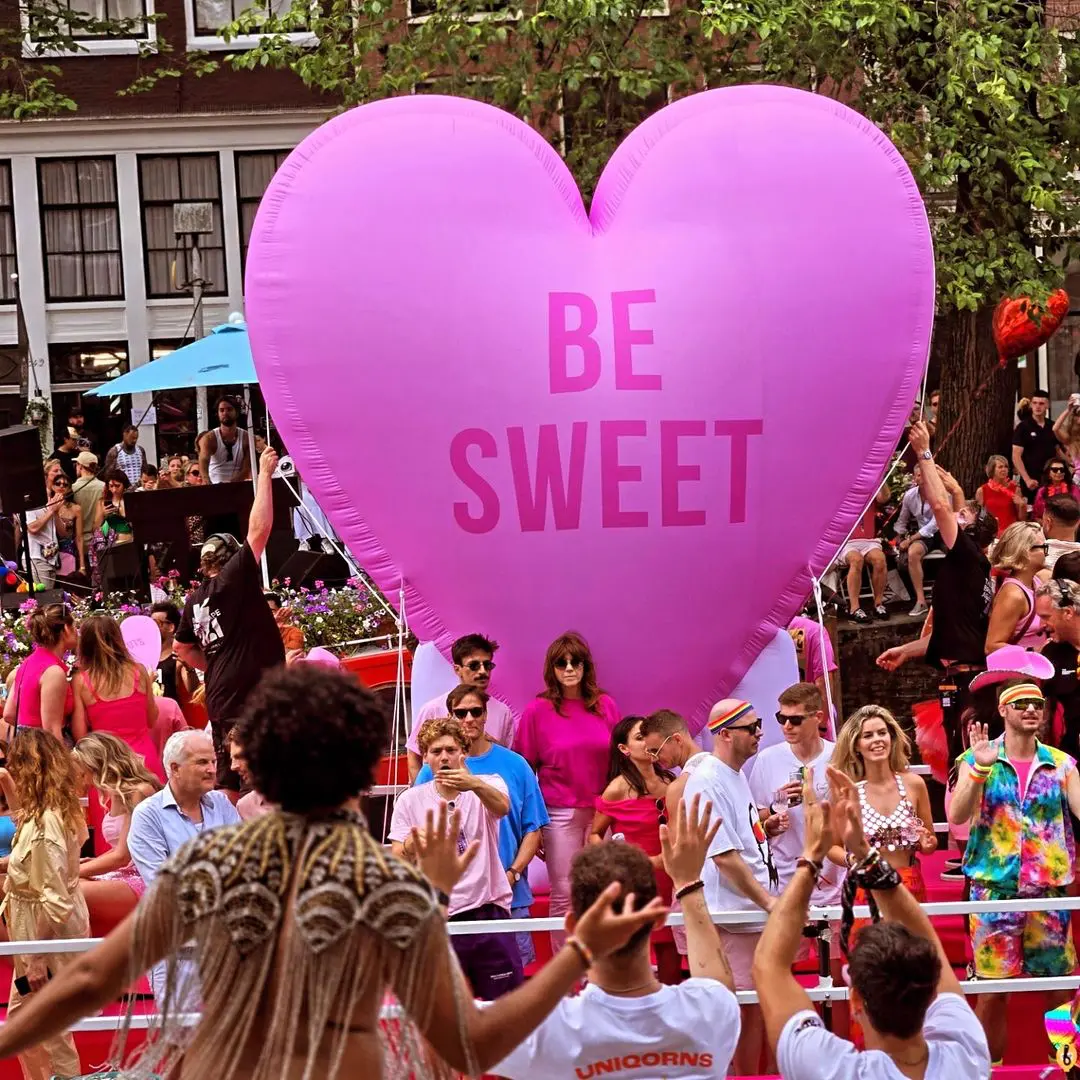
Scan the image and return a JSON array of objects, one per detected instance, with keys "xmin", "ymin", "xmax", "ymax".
[{"xmin": 841, "ymin": 539, "xmax": 883, "ymax": 561}]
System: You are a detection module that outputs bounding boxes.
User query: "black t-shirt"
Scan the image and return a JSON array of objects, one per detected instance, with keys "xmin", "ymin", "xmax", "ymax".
[
  {"xmin": 176, "ymin": 544, "xmax": 285, "ymax": 725},
  {"xmin": 926, "ymin": 530, "xmax": 993, "ymax": 668},
  {"xmin": 1012, "ymin": 417, "xmax": 1058, "ymax": 485},
  {"xmin": 52, "ymin": 448, "xmax": 78, "ymax": 481},
  {"xmin": 1043, "ymin": 641, "xmax": 1080, "ymax": 760},
  {"xmin": 157, "ymin": 655, "xmax": 179, "ymax": 703}
]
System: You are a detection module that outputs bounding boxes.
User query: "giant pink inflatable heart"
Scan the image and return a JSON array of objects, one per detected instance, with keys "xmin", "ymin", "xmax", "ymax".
[{"xmin": 247, "ymin": 87, "xmax": 933, "ymax": 732}]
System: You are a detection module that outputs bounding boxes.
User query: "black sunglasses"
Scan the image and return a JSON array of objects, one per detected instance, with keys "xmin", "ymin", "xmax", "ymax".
[
  {"xmin": 452, "ymin": 706, "xmax": 484, "ymax": 720},
  {"xmin": 554, "ymin": 656, "xmax": 585, "ymax": 671},
  {"xmin": 655, "ymin": 797, "xmax": 668, "ymax": 827},
  {"xmin": 464, "ymin": 659, "xmax": 495, "ymax": 673},
  {"xmin": 728, "ymin": 720, "xmax": 763, "ymax": 734},
  {"xmin": 1032, "ymin": 543, "xmax": 1050, "ymax": 554},
  {"xmin": 775, "ymin": 711, "xmax": 809, "ymax": 727}
]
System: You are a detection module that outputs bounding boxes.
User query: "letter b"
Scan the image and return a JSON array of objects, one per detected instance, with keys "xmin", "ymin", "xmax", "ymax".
[{"xmin": 549, "ymin": 293, "xmax": 601, "ymax": 394}]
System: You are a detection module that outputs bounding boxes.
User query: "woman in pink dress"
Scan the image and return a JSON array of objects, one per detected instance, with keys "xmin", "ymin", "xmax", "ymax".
[
  {"xmin": 73, "ymin": 732, "xmax": 160, "ymax": 915},
  {"xmin": 515, "ymin": 630, "xmax": 619, "ymax": 949},
  {"xmin": 70, "ymin": 614, "xmax": 164, "ymax": 782},
  {"xmin": 588, "ymin": 715, "xmax": 679, "ymax": 983},
  {"xmin": 1, "ymin": 604, "xmax": 77, "ymax": 742}
]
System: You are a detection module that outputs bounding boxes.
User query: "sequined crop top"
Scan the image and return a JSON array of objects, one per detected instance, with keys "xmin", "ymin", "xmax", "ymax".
[{"xmin": 858, "ymin": 774, "xmax": 920, "ymax": 853}]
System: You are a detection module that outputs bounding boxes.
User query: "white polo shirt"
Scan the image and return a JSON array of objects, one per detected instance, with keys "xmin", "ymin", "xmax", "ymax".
[
  {"xmin": 490, "ymin": 979, "xmax": 740, "ymax": 1079},
  {"xmin": 777, "ymin": 993, "xmax": 990, "ymax": 1079}
]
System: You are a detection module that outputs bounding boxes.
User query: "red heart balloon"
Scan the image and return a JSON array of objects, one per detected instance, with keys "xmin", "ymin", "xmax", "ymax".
[{"xmin": 993, "ymin": 288, "xmax": 1070, "ymax": 366}]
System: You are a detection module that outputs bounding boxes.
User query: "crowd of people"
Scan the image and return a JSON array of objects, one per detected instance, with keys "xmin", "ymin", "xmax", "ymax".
[
  {"xmin": 0, "ymin": 409, "xmax": 1075, "ymax": 1077},
  {"xmin": 17, "ymin": 396, "xmax": 264, "ymax": 593}
]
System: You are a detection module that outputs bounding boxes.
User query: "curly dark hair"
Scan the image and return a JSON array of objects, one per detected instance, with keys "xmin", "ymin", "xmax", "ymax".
[
  {"xmin": 235, "ymin": 666, "xmax": 390, "ymax": 814},
  {"xmin": 570, "ymin": 841, "xmax": 657, "ymax": 957}
]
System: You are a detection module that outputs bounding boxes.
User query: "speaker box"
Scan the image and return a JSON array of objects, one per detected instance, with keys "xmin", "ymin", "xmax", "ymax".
[
  {"xmin": 273, "ymin": 547, "xmax": 350, "ymax": 589},
  {"xmin": 0, "ymin": 426, "xmax": 47, "ymax": 516},
  {"xmin": 0, "ymin": 587, "xmax": 66, "ymax": 612}
]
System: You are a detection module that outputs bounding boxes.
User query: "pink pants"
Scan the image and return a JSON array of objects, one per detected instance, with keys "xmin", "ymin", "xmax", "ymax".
[{"xmin": 543, "ymin": 805, "xmax": 594, "ymax": 951}]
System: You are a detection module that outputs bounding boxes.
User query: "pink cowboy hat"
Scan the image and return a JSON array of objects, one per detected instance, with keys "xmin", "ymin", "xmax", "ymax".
[{"xmin": 968, "ymin": 644, "xmax": 1054, "ymax": 693}]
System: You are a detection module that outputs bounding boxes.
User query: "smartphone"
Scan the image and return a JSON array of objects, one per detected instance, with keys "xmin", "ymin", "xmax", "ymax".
[{"xmin": 14, "ymin": 969, "xmax": 51, "ymax": 995}]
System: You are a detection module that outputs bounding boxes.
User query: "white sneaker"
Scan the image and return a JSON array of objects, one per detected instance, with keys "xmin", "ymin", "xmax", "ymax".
[{"xmin": 909, "ymin": 601, "xmax": 929, "ymax": 617}]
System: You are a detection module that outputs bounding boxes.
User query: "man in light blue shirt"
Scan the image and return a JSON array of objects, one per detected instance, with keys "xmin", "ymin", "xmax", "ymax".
[
  {"xmin": 129, "ymin": 729, "xmax": 240, "ymax": 1002},
  {"xmin": 416, "ymin": 685, "xmax": 548, "ymax": 965}
]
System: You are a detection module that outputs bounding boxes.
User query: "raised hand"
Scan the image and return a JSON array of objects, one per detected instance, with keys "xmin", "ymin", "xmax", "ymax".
[
  {"xmin": 968, "ymin": 722, "xmax": 997, "ymax": 768},
  {"xmin": 825, "ymin": 765, "xmax": 869, "ymax": 860},
  {"xmin": 908, "ymin": 420, "xmax": 931, "ymax": 456},
  {"xmin": 570, "ymin": 882, "xmax": 668, "ymax": 961},
  {"xmin": 409, "ymin": 802, "xmax": 478, "ymax": 897},
  {"xmin": 659, "ymin": 794, "xmax": 721, "ymax": 889}
]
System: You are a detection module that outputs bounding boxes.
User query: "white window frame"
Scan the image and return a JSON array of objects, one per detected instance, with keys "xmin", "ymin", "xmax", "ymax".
[
  {"xmin": 21, "ymin": 0, "xmax": 157, "ymax": 58},
  {"xmin": 184, "ymin": 0, "xmax": 316, "ymax": 51},
  {"xmin": 406, "ymin": 0, "xmax": 521, "ymax": 25}
]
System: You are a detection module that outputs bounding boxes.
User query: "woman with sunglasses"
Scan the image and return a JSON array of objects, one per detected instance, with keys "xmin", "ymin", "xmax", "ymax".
[
  {"xmin": 515, "ymin": 631, "xmax": 620, "ymax": 947},
  {"xmin": 985, "ymin": 520, "xmax": 1048, "ymax": 654},
  {"xmin": 1034, "ymin": 459, "xmax": 1080, "ymax": 519},
  {"xmin": 588, "ymin": 715, "xmax": 679, "ymax": 982},
  {"xmin": 46, "ymin": 473, "xmax": 86, "ymax": 578}
]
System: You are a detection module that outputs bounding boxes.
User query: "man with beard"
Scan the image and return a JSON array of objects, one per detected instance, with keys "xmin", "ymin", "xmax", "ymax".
[
  {"xmin": 200, "ymin": 396, "xmax": 261, "ymax": 485},
  {"xmin": 1038, "ymin": 579, "xmax": 1080, "ymax": 761}
]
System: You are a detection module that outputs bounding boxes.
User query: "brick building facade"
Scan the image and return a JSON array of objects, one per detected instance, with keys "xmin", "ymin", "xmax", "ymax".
[{"xmin": 0, "ymin": 0, "xmax": 331, "ymax": 459}]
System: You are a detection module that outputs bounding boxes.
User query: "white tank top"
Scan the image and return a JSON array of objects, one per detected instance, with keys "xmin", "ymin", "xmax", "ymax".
[{"xmin": 207, "ymin": 426, "xmax": 248, "ymax": 484}]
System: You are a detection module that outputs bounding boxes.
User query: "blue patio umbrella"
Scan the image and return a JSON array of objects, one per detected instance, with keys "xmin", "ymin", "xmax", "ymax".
[{"xmin": 85, "ymin": 322, "xmax": 256, "ymax": 397}]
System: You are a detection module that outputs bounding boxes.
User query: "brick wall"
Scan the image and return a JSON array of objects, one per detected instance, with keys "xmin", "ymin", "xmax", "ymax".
[{"xmin": 0, "ymin": 0, "xmax": 327, "ymax": 117}]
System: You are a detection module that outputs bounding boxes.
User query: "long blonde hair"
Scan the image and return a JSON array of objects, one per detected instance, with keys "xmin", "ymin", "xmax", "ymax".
[
  {"xmin": 78, "ymin": 613, "xmax": 138, "ymax": 699},
  {"xmin": 73, "ymin": 732, "xmax": 161, "ymax": 813},
  {"xmin": 831, "ymin": 705, "xmax": 911, "ymax": 781},
  {"xmin": 9, "ymin": 728, "xmax": 84, "ymax": 836}
]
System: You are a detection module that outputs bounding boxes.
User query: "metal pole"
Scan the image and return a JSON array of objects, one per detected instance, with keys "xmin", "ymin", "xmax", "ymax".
[{"xmin": 191, "ymin": 241, "xmax": 208, "ymax": 437}]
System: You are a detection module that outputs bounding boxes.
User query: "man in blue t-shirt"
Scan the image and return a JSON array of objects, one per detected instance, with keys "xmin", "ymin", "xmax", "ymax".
[{"xmin": 415, "ymin": 683, "xmax": 549, "ymax": 964}]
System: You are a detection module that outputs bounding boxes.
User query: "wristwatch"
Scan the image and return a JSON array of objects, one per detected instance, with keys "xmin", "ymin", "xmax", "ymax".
[
  {"xmin": 508, "ymin": 868, "xmax": 521, "ymax": 884},
  {"xmin": 920, "ymin": 450, "xmax": 933, "ymax": 460}
]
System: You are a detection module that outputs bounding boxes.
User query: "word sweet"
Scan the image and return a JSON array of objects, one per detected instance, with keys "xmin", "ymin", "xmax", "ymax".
[{"xmin": 450, "ymin": 290, "xmax": 763, "ymax": 533}]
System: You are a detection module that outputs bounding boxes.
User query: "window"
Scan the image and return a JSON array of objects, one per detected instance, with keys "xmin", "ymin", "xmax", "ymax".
[
  {"xmin": 22, "ymin": 0, "xmax": 154, "ymax": 57},
  {"xmin": 188, "ymin": 0, "xmax": 312, "ymax": 45},
  {"xmin": 38, "ymin": 157, "xmax": 123, "ymax": 302},
  {"xmin": 235, "ymin": 150, "xmax": 289, "ymax": 268},
  {"xmin": 0, "ymin": 163, "xmax": 15, "ymax": 303},
  {"xmin": 138, "ymin": 154, "xmax": 226, "ymax": 299},
  {"xmin": 48, "ymin": 342, "xmax": 130, "ymax": 386},
  {"xmin": 407, "ymin": 0, "xmax": 514, "ymax": 18},
  {"xmin": 46, "ymin": 0, "xmax": 150, "ymax": 39}
]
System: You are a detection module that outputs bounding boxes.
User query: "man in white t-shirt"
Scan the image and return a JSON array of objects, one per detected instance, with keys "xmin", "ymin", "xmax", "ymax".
[
  {"xmin": 682, "ymin": 699, "xmax": 784, "ymax": 1076},
  {"xmin": 490, "ymin": 796, "xmax": 740, "ymax": 1080},
  {"xmin": 406, "ymin": 632, "xmax": 515, "ymax": 780},
  {"xmin": 755, "ymin": 766, "xmax": 991, "ymax": 1080},
  {"xmin": 389, "ymin": 716, "xmax": 522, "ymax": 999},
  {"xmin": 748, "ymin": 683, "xmax": 841, "ymax": 962}
]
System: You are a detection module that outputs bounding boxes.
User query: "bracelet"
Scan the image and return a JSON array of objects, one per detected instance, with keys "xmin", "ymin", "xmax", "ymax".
[
  {"xmin": 796, "ymin": 857, "xmax": 822, "ymax": 884},
  {"xmin": 435, "ymin": 890, "xmax": 450, "ymax": 908},
  {"xmin": 674, "ymin": 879, "xmax": 705, "ymax": 900},
  {"xmin": 565, "ymin": 935, "xmax": 593, "ymax": 970},
  {"xmin": 970, "ymin": 761, "xmax": 992, "ymax": 778},
  {"xmin": 971, "ymin": 770, "xmax": 989, "ymax": 784},
  {"xmin": 854, "ymin": 847, "xmax": 881, "ymax": 873}
]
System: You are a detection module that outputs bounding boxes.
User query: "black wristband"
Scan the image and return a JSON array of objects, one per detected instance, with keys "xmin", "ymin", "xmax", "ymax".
[
  {"xmin": 436, "ymin": 890, "xmax": 451, "ymax": 908},
  {"xmin": 674, "ymin": 879, "xmax": 705, "ymax": 901}
]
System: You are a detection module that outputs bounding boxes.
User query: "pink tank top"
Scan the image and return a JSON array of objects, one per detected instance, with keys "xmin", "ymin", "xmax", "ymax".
[
  {"xmin": 100, "ymin": 810, "xmax": 125, "ymax": 849},
  {"xmin": 13, "ymin": 646, "xmax": 66, "ymax": 729},
  {"xmin": 1001, "ymin": 578, "xmax": 1043, "ymax": 649},
  {"xmin": 84, "ymin": 669, "xmax": 148, "ymax": 742}
]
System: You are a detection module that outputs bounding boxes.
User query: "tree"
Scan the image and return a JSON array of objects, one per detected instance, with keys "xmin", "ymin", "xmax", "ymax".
[
  {"xmin": 2, "ymin": 0, "xmax": 213, "ymax": 118},
  {"xmin": 702, "ymin": 0, "xmax": 1080, "ymax": 492}
]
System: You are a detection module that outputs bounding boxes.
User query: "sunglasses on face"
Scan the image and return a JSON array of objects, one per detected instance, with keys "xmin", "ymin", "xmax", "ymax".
[
  {"xmin": 728, "ymin": 720, "xmax": 763, "ymax": 735},
  {"xmin": 646, "ymin": 733, "xmax": 675, "ymax": 759},
  {"xmin": 1007, "ymin": 699, "xmax": 1043, "ymax": 711},
  {"xmin": 554, "ymin": 656, "xmax": 585, "ymax": 671},
  {"xmin": 463, "ymin": 659, "xmax": 495, "ymax": 673},
  {"xmin": 452, "ymin": 706, "xmax": 485, "ymax": 720},
  {"xmin": 775, "ymin": 711, "xmax": 809, "ymax": 727},
  {"xmin": 1050, "ymin": 468, "xmax": 1065, "ymax": 475},
  {"xmin": 1031, "ymin": 543, "xmax": 1050, "ymax": 554}
]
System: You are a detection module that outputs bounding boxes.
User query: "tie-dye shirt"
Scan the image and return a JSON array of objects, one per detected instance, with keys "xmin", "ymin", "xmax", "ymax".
[{"xmin": 960, "ymin": 739, "xmax": 1077, "ymax": 891}]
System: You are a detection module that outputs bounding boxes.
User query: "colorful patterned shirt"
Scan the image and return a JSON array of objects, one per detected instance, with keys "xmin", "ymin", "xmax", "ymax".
[{"xmin": 961, "ymin": 739, "xmax": 1076, "ymax": 892}]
